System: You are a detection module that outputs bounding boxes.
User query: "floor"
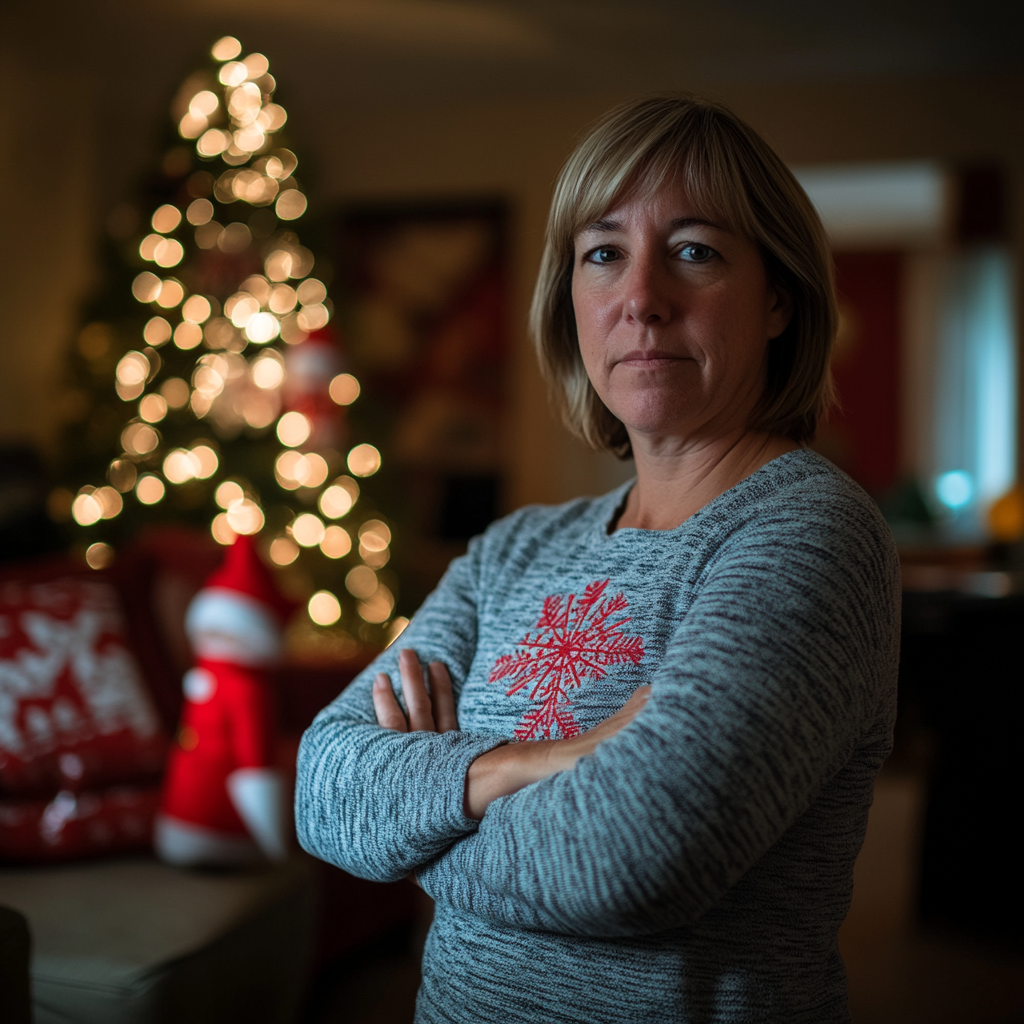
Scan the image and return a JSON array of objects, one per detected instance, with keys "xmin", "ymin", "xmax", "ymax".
[{"xmin": 302, "ymin": 770, "xmax": 1024, "ymax": 1024}]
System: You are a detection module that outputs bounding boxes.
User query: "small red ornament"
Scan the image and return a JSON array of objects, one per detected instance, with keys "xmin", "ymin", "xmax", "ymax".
[{"xmin": 155, "ymin": 536, "xmax": 293, "ymax": 866}]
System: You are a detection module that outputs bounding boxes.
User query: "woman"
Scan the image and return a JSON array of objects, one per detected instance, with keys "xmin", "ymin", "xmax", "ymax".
[{"xmin": 297, "ymin": 95, "xmax": 900, "ymax": 1023}]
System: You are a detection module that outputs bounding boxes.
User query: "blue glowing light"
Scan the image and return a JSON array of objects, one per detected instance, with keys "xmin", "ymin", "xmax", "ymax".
[{"xmin": 935, "ymin": 470, "xmax": 974, "ymax": 510}]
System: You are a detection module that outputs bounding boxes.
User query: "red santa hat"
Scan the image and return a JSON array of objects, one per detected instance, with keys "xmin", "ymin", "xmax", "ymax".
[
  {"xmin": 185, "ymin": 536, "xmax": 295, "ymax": 666},
  {"xmin": 204, "ymin": 535, "xmax": 295, "ymax": 623}
]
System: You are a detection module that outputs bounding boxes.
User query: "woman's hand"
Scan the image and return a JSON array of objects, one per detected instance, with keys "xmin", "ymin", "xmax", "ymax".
[
  {"xmin": 372, "ymin": 648, "xmax": 650, "ymax": 821},
  {"xmin": 372, "ymin": 648, "xmax": 459, "ymax": 733},
  {"xmin": 464, "ymin": 685, "xmax": 651, "ymax": 820}
]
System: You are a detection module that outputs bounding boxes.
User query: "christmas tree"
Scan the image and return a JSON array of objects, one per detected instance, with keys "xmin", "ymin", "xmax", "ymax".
[{"xmin": 54, "ymin": 36, "xmax": 405, "ymax": 655}]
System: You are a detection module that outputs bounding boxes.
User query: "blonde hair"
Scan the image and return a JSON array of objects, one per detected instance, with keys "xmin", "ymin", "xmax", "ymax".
[{"xmin": 530, "ymin": 94, "xmax": 837, "ymax": 456}]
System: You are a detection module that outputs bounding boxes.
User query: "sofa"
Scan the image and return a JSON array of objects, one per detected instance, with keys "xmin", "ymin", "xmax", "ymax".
[{"xmin": 0, "ymin": 528, "xmax": 415, "ymax": 1023}]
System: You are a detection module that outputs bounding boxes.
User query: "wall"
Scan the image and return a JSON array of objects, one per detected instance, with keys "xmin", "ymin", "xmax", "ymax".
[{"xmin": 2, "ymin": 45, "xmax": 1021, "ymax": 511}]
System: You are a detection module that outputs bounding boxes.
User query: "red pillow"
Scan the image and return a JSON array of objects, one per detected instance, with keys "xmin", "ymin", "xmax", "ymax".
[
  {"xmin": 0, "ymin": 576, "xmax": 167, "ymax": 796},
  {"xmin": 0, "ymin": 785, "xmax": 159, "ymax": 863}
]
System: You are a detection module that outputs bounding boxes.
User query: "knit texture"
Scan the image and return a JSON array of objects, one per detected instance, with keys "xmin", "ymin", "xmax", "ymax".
[{"xmin": 296, "ymin": 450, "xmax": 900, "ymax": 1023}]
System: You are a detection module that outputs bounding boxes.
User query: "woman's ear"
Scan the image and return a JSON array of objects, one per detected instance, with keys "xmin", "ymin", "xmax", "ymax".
[{"xmin": 765, "ymin": 280, "xmax": 794, "ymax": 341}]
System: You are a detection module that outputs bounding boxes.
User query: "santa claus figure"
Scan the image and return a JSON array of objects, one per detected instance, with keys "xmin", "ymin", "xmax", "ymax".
[{"xmin": 155, "ymin": 536, "xmax": 292, "ymax": 866}]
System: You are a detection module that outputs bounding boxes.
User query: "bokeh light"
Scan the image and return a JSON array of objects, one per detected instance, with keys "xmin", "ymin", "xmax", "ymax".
[
  {"xmin": 152, "ymin": 205, "xmax": 182, "ymax": 233},
  {"xmin": 156, "ymin": 279, "xmax": 185, "ymax": 308},
  {"xmin": 174, "ymin": 322, "xmax": 203, "ymax": 350},
  {"xmin": 163, "ymin": 449, "xmax": 199, "ymax": 484},
  {"xmin": 308, "ymin": 590, "xmax": 342, "ymax": 626},
  {"xmin": 252, "ymin": 353, "xmax": 285, "ymax": 389},
  {"xmin": 218, "ymin": 222, "xmax": 252, "ymax": 253},
  {"xmin": 116, "ymin": 351, "xmax": 150, "ymax": 388},
  {"xmin": 143, "ymin": 316, "xmax": 172, "ymax": 346},
  {"xmin": 226, "ymin": 293, "xmax": 260, "ymax": 328},
  {"xmin": 154, "ymin": 239, "xmax": 184, "ymax": 268},
  {"xmin": 241, "ymin": 393, "xmax": 279, "ymax": 428},
  {"xmin": 136, "ymin": 474, "xmax": 165, "ymax": 505},
  {"xmin": 139, "ymin": 394, "xmax": 168, "ymax": 423},
  {"xmin": 132, "ymin": 272, "xmax": 162, "ymax": 303},
  {"xmin": 276, "ymin": 190, "xmax": 307, "ymax": 221},
  {"xmin": 195, "ymin": 221, "xmax": 223, "ymax": 249},
  {"xmin": 242, "ymin": 53, "xmax": 270, "ymax": 79},
  {"xmin": 107, "ymin": 459, "xmax": 137, "ymax": 493},
  {"xmin": 140, "ymin": 234, "xmax": 162, "ymax": 261},
  {"xmin": 277, "ymin": 411, "xmax": 311, "ymax": 447},
  {"xmin": 211, "ymin": 513, "xmax": 237, "ymax": 545},
  {"xmin": 358, "ymin": 520, "xmax": 391, "ymax": 551},
  {"xmin": 197, "ymin": 129, "xmax": 231, "ymax": 157},
  {"xmin": 291, "ymin": 512, "xmax": 325, "ymax": 547},
  {"xmin": 935, "ymin": 470, "xmax": 973, "ymax": 510},
  {"xmin": 122, "ymin": 422, "xmax": 160, "ymax": 456},
  {"xmin": 215, "ymin": 480, "xmax": 245, "ymax": 508},
  {"xmin": 182, "ymin": 295, "xmax": 212, "ymax": 323},
  {"xmin": 190, "ymin": 90, "xmax": 219, "ymax": 117},
  {"xmin": 71, "ymin": 488, "xmax": 102, "ymax": 526},
  {"xmin": 226, "ymin": 498, "xmax": 264, "ymax": 535},
  {"xmin": 218, "ymin": 61, "xmax": 248, "ymax": 88},
  {"xmin": 345, "ymin": 565, "xmax": 378, "ymax": 599},
  {"xmin": 191, "ymin": 445, "xmax": 219, "ymax": 478},
  {"xmin": 297, "ymin": 303, "xmax": 329, "ymax": 332},
  {"xmin": 160, "ymin": 377, "xmax": 190, "ymax": 409},
  {"xmin": 258, "ymin": 104, "xmax": 287, "ymax": 131},
  {"xmin": 347, "ymin": 444, "xmax": 381, "ymax": 477},
  {"xmin": 386, "ymin": 617, "xmax": 410, "ymax": 646},
  {"xmin": 269, "ymin": 536, "xmax": 299, "ymax": 565},
  {"xmin": 269, "ymin": 284, "xmax": 297, "ymax": 314},
  {"xmin": 186, "ymin": 198, "xmax": 214, "ymax": 226},
  {"xmin": 211, "ymin": 36, "xmax": 242, "ymax": 61},
  {"xmin": 358, "ymin": 585, "xmax": 395, "ymax": 624},
  {"xmin": 329, "ymin": 373, "xmax": 360, "ymax": 406},
  {"xmin": 94, "ymin": 486, "xmax": 123, "ymax": 519},
  {"xmin": 319, "ymin": 477, "xmax": 358, "ymax": 518},
  {"xmin": 320, "ymin": 525, "xmax": 351, "ymax": 559},
  {"xmin": 296, "ymin": 279, "xmax": 326, "ymax": 305},
  {"xmin": 245, "ymin": 312, "xmax": 280, "ymax": 344},
  {"xmin": 85, "ymin": 542, "xmax": 114, "ymax": 570}
]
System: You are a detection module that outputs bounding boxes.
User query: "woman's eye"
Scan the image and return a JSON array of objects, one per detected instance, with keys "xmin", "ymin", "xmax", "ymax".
[
  {"xmin": 587, "ymin": 247, "xmax": 620, "ymax": 264},
  {"xmin": 679, "ymin": 243, "xmax": 715, "ymax": 263}
]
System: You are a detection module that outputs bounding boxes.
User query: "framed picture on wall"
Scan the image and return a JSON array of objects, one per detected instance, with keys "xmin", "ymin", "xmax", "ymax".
[{"xmin": 332, "ymin": 199, "xmax": 508, "ymax": 608}]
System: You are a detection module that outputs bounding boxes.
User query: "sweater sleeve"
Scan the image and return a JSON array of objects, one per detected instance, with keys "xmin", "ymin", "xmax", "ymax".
[
  {"xmin": 294, "ymin": 534, "xmax": 507, "ymax": 882},
  {"xmin": 416, "ymin": 505, "xmax": 900, "ymax": 935}
]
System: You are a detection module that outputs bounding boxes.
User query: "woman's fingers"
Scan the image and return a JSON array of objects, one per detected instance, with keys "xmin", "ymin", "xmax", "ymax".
[
  {"xmin": 398, "ymin": 649, "xmax": 436, "ymax": 731},
  {"xmin": 428, "ymin": 661, "xmax": 459, "ymax": 733},
  {"xmin": 372, "ymin": 673, "xmax": 409, "ymax": 732},
  {"xmin": 622, "ymin": 684, "xmax": 651, "ymax": 714}
]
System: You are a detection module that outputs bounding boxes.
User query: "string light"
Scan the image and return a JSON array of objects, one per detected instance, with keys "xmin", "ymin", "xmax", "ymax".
[
  {"xmin": 347, "ymin": 444, "xmax": 381, "ymax": 477},
  {"xmin": 329, "ymin": 373, "xmax": 360, "ymax": 406},
  {"xmin": 308, "ymin": 590, "xmax": 342, "ymax": 626},
  {"xmin": 136, "ymin": 474, "xmax": 165, "ymax": 505},
  {"xmin": 144, "ymin": 317, "xmax": 173, "ymax": 346},
  {"xmin": 269, "ymin": 536, "xmax": 299, "ymax": 565},
  {"xmin": 85, "ymin": 542, "xmax": 114, "ymax": 570},
  {"xmin": 291, "ymin": 513, "xmax": 325, "ymax": 547},
  {"xmin": 68, "ymin": 39, "xmax": 403, "ymax": 640},
  {"xmin": 151, "ymin": 205, "xmax": 182, "ymax": 233},
  {"xmin": 277, "ymin": 411, "xmax": 311, "ymax": 447}
]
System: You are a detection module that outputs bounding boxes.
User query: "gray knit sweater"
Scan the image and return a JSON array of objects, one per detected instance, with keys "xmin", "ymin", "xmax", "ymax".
[{"xmin": 296, "ymin": 449, "xmax": 900, "ymax": 1023}]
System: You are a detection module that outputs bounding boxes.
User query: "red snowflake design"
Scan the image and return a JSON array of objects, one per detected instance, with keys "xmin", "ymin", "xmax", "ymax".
[{"xmin": 488, "ymin": 579, "xmax": 645, "ymax": 741}]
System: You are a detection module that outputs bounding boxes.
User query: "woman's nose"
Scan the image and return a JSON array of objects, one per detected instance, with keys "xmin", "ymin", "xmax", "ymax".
[{"xmin": 622, "ymin": 257, "xmax": 672, "ymax": 325}]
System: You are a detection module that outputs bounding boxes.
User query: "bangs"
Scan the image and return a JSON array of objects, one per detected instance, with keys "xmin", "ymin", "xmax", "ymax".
[{"xmin": 552, "ymin": 104, "xmax": 758, "ymax": 252}]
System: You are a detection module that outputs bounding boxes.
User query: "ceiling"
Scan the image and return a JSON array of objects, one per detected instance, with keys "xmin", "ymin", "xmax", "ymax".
[
  {"xmin": 3, "ymin": 0, "xmax": 1020, "ymax": 219},
  {"xmin": 9, "ymin": 0, "xmax": 1023, "ymax": 111}
]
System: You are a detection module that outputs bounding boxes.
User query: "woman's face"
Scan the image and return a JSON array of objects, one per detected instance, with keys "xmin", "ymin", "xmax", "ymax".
[{"xmin": 571, "ymin": 177, "xmax": 792, "ymax": 450}]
